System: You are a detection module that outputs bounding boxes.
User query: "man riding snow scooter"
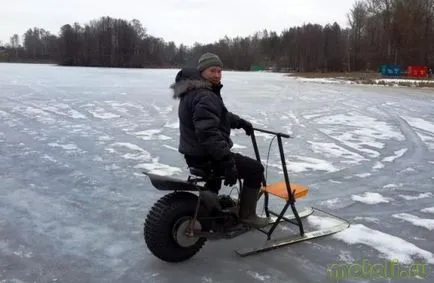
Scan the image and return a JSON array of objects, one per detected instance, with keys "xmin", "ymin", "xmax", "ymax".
[{"xmin": 142, "ymin": 53, "xmax": 350, "ymax": 262}]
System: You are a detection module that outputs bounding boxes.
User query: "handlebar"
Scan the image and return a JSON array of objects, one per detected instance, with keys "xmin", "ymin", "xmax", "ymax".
[{"xmin": 252, "ymin": 127, "xmax": 291, "ymax": 138}]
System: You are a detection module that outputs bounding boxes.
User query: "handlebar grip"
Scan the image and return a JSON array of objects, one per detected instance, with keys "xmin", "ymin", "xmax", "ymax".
[{"xmin": 252, "ymin": 127, "xmax": 291, "ymax": 138}]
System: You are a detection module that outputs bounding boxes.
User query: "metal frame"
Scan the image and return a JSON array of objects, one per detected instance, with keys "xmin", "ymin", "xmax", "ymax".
[
  {"xmin": 233, "ymin": 127, "xmax": 350, "ymax": 257},
  {"xmin": 249, "ymin": 128, "xmax": 305, "ymax": 240}
]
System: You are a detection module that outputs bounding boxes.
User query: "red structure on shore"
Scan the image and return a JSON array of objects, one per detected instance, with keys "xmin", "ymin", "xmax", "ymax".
[{"xmin": 407, "ymin": 65, "xmax": 429, "ymax": 78}]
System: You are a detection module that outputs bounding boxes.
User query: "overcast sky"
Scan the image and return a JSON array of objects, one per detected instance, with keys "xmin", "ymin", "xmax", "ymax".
[{"xmin": 1, "ymin": 0, "xmax": 355, "ymax": 47}]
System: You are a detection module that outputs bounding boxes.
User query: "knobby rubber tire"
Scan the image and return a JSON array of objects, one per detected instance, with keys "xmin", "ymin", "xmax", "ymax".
[{"xmin": 144, "ymin": 191, "xmax": 208, "ymax": 262}]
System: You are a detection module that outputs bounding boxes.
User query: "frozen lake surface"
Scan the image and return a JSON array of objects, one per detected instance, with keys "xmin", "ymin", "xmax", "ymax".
[{"xmin": 1, "ymin": 63, "xmax": 433, "ymax": 282}]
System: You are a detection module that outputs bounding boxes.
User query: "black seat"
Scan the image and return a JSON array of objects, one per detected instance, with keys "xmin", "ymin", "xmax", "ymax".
[{"xmin": 189, "ymin": 167, "xmax": 210, "ymax": 178}]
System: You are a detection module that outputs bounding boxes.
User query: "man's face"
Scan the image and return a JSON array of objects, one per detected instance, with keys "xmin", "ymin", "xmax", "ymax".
[{"xmin": 201, "ymin": 66, "xmax": 222, "ymax": 85}]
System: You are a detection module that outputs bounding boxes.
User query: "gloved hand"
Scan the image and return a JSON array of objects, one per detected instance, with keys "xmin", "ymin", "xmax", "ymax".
[
  {"xmin": 219, "ymin": 155, "xmax": 238, "ymax": 186},
  {"xmin": 239, "ymin": 119, "xmax": 253, "ymax": 136}
]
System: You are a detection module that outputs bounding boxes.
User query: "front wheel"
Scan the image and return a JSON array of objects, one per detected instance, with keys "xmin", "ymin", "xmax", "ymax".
[{"xmin": 144, "ymin": 192, "xmax": 208, "ymax": 262}]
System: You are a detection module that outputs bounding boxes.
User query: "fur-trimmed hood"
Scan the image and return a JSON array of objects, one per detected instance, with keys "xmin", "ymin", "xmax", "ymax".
[
  {"xmin": 170, "ymin": 78, "xmax": 212, "ymax": 99},
  {"xmin": 170, "ymin": 67, "xmax": 213, "ymax": 99}
]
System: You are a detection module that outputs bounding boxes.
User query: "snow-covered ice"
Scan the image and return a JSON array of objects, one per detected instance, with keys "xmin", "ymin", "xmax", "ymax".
[
  {"xmin": 421, "ymin": 207, "xmax": 434, "ymax": 214},
  {"xmin": 133, "ymin": 129, "xmax": 172, "ymax": 141},
  {"xmin": 402, "ymin": 116, "xmax": 434, "ymax": 133},
  {"xmin": 351, "ymin": 192, "xmax": 392, "ymax": 204},
  {"xmin": 134, "ymin": 160, "xmax": 182, "ymax": 176},
  {"xmin": 308, "ymin": 216, "xmax": 434, "ymax": 264},
  {"xmin": 320, "ymin": 198, "xmax": 340, "ymax": 209},
  {"xmin": 392, "ymin": 213, "xmax": 434, "ymax": 230},
  {"xmin": 382, "ymin": 148, "xmax": 408, "ymax": 162},
  {"xmin": 308, "ymin": 141, "xmax": 367, "ymax": 165},
  {"xmin": 0, "ymin": 63, "xmax": 433, "ymax": 283},
  {"xmin": 399, "ymin": 192, "xmax": 432, "ymax": 201}
]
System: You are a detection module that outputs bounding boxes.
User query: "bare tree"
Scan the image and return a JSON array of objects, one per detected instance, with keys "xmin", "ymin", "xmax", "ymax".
[
  {"xmin": 10, "ymin": 34, "xmax": 20, "ymax": 48},
  {"xmin": 348, "ymin": 1, "xmax": 368, "ymax": 70}
]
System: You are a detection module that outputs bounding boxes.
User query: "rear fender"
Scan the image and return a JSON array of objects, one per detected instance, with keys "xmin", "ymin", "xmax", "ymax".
[{"xmin": 143, "ymin": 171, "xmax": 203, "ymax": 191}]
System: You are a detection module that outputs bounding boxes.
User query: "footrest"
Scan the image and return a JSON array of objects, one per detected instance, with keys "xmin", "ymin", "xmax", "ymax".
[{"xmin": 262, "ymin": 181, "xmax": 309, "ymax": 200}]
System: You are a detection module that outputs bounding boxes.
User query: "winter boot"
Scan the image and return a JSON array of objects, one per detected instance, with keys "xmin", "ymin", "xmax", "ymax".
[{"xmin": 238, "ymin": 186, "xmax": 271, "ymax": 228}]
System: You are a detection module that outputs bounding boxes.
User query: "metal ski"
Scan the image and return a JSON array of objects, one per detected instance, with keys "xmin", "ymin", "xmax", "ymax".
[{"xmin": 235, "ymin": 207, "xmax": 350, "ymax": 257}]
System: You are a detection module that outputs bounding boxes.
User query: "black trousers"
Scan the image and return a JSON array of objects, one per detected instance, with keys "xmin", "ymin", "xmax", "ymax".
[{"xmin": 185, "ymin": 152, "xmax": 264, "ymax": 193}]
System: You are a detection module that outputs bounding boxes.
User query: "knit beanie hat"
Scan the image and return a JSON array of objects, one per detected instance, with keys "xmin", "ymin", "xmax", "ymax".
[{"xmin": 197, "ymin": 52, "xmax": 223, "ymax": 72}]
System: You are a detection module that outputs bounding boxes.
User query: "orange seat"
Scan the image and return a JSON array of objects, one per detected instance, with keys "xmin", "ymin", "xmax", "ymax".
[{"xmin": 262, "ymin": 181, "xmax": 309, "ymax": 200}]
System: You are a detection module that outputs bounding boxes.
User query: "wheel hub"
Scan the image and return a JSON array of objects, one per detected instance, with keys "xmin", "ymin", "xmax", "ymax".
[{"xmin": 173, "ymin": 217, "xmax": 202, "ymax": 247}]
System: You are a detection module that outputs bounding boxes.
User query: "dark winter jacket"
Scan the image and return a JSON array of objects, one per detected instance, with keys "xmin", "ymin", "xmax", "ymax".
[{"xmin": 170, "ymin": 68, "xmax": 246, "ymax": 161}]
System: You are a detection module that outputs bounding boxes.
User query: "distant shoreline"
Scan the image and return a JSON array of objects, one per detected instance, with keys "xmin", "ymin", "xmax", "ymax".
[
  {"xmin": 2, "ymin": 62, "xmax": 433, "ymax": 88},
  {"xmin": 0, "ymin": 61, "xmax": 180, "ymax": 69},
  {"xmin": 287, "ymin": 72, "xmax": 434, "ymax": 88}
]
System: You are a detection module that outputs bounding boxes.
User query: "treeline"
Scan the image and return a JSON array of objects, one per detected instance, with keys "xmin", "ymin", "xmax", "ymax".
[{"xmin": 1, "ymin": 0, "xmax": 433, "ymax": 71}]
